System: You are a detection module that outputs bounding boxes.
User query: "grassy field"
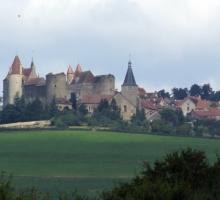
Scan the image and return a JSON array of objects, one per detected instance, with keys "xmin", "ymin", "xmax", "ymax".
[{"xmin": 0, "ymin": 130, "xmax": 220, "ymax": 196}]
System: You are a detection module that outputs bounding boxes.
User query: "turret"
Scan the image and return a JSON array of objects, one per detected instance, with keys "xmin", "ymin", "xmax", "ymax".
[
  {"xmin": 121, "ymin": 60, "xmax": 139, "ymax": 106},
  {"xmin": 67, "ymin": 65, "xmax": 75, "ymax": 84},
  {"xmin": 3, "ymin": 55, "xmax": 23, "ymax": 107},
  {"xmin": 75, "ymin": 64, "xmax": 82, "ymax": 77}
]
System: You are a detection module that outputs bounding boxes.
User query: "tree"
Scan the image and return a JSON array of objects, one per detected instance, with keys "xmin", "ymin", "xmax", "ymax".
[
  {"xmin": 211, "ymin": 91, "xmax": 220, "ymax": 102},
  {"xmin": 109, "ymin": 99, "xmax": 121, "ymax": 120},
  {"xmin": 25, "ymin": 98, "xmax": 44, "ymax": 120},
  {"xmin": 102, "ymin": 149, "xmax": 220, "ymax": 200},
  {"xmin": 189, "ymin": 84, "xmax": 202, "ymax": 97},
  {"xmin": 48, "ymin": 97, "xmax": 59, "ymax": 117},
  {"xmin": 158, "ymin": 89, "xmax": 170, "ymax": 99},
  {"xmin": 70, "ymin": 93, "xmax": 77, "ymax": 111},
  {"xmin": 201, "ymin": 84, "xmax": 214, "ymax": 100},
  {"xmin": 172, "ymin": 88, "xmax": 188, "ymax": 100},
  {"xmin": 160, "ymin": 108, "xmax": 179, "ymax": 126},
  {"xmin": 0, "ymin": 104, "xmax": 20, "ymax": 124},
  {"xmin": 78, "ymin": 104, "xmax": 88, "ymax": 116},
  {"xmin": 14, "ymin": 95, "xmax": 26, "ymax": 121},
  {"xmin": 97, "ymin": 99, "xmax": 109, "ymax": 112}
]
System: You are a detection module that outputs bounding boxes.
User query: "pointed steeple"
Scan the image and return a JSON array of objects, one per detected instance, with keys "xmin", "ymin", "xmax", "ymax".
[
  {"xmin": 122, "ymin": 60, "xmax": 137, "ymax": 86},
  {"xmin": 10, "ymin": 55, "xmax": 22, "ymax": 75},
  {"xmin": 67, "ymin": 65, "xmax": 75, "ymax": 84},
  {"xmin": 30, "ymin": 57, "xmax": 35, "ymax": 69},
  {"xmin": 67, "ymin": 65, "xmax": 74, "ymax": 74},
  {"xmin": 75, "ymin": 64, "xmax": 82, "ymax": 76}
]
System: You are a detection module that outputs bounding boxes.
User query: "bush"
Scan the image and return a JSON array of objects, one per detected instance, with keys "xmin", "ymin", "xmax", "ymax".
[
  {"xmin": 176, "ymin": 123, "xmax": 192, "ymax": 136},
  {"xmin": 101, "ymin": 148, "xmax": 220, "ymax": 200},
  {"xmin": 151, "ymin": 120, "xmax": 174, "ymax": 135}
]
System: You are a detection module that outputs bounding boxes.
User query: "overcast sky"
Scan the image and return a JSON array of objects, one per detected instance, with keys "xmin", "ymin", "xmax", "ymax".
[{"xmin": 1, "ymin": 0, "xmax": 220, "ymax": 95}]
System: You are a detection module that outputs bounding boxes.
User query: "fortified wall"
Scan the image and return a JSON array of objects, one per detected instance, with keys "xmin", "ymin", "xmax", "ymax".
[{"xmin": 3, "ymin": 56, "xmax": 116, "ymax": 107}]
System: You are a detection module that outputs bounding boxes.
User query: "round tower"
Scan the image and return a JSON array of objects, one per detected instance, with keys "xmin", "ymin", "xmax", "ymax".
[
  {"xmin": 3, "ymin": 55, "xmax": 23, "ymax": 106},
  {"xmin": 46, "ymin": 73, "xmax": 68, "ymax": 103}
]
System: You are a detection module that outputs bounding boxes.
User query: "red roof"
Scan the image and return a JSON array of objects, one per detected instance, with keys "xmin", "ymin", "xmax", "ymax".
[
  {"xmin": 141, "ymin": 100, "xmax": 158, "ymax": 110},
  {"xmin": 24, "ymin": 78, "xmax": 45, "ymax": 86},
  {"xmin": 196, "ymin": 100, "xmax": 209, "ymax": 110},
  {"xmin": 192, "ymin": 108, "xmax": 220, "ymax": 118},
  {"xmin": 10, "ymin": 55, "xmax": 22, "ymax": 74},
  {"xmin": 23, "ymin": 68, "xmax": 32, "ymax": 77}
]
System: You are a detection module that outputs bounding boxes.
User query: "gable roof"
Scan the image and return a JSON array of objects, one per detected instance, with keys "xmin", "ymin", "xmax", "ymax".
[
  {"xmin": 72, "ymin": 71, "xmax": 94, "ymax": 84},
  {"xmin": 141, "ymin": 100, "xmax": 158, "ymax": 110},
  {"xmin": 23, "ymin": 68, "xmax": 32, "ymax": 77},
  {"xmin": 122, "ymin": 61, "xmax": 137, "ymax": 86},
  {"xmin": 192, "ymin": 108, "xmax": 220, "ymax": 118}
]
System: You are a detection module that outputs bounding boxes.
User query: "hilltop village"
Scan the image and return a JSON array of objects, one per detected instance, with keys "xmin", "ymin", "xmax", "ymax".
[{"xmin": 3, "ymin": 55, "xmax": 220, "ymax": 123}]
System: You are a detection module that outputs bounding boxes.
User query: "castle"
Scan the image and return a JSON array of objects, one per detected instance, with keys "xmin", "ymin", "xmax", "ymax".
[{"xmin": 3, "ymin": 56, "xmax": 140, "ymax": 120}]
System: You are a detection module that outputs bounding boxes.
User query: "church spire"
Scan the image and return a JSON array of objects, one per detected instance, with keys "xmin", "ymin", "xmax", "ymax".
[
  {"xmin": 122, "ymin": 60, "xmax": 137, "ymax": 86},
  {"xmin": 31, "ymin": 57, "xmax": 35, "ymax": 69}
]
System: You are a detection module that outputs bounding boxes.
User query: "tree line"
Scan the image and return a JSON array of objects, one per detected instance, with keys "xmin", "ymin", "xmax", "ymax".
[
  {"xmin": 0, "ymin": 96, "xmax": 58, "ymax": 124},
  {"xmin": 158, "ymin": 83, "xmax": 220, "ymax": 101}
]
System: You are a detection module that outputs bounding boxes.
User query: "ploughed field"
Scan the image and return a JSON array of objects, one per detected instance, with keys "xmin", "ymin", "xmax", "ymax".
[{"xmin": 0, "ymin": 130, "xmax": 220, "ymax": 196}]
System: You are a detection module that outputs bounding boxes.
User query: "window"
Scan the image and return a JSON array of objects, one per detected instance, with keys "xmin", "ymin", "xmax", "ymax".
[
  {"xmin": 187, "ymin": 106, "xmax": 190, "ymax": 111},
  {"xmin": 124, "ymin": 105, "xmax": 127, "ymax": 112}
]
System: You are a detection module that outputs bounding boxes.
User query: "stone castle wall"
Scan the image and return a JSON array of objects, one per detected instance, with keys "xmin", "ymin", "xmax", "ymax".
[
  {"xmin": 93, "ymin": 75, "xmax": 115, "ymax": 96},
  {"xmin": 46, "ymin": 73, "xmax": 68, "ymax": 103},
  {"xmin": 23, "ymin": 85, "xmax": 47, "ymax": 105}
]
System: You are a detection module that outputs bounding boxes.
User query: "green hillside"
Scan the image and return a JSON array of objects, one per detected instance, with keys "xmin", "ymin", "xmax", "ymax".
[{"xmin": 0, "ymin": 130, "xmax": 219, "ymax": 195}]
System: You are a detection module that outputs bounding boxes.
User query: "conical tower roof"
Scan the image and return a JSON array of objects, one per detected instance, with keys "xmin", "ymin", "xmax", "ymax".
[
  {"xmin": 67, "ymin": 65, "xmax": 74, "ymax": 74},
  {"xmin": 75, "ymin": 64, "xmax": 82, "ymax": 76},
  {"xmin": 10, "ymin": 55, "xmax": 22, "ymax": 75},
  {"xmin": 122, "ymin": 60, "xmax": 137, "ymax": 86}
]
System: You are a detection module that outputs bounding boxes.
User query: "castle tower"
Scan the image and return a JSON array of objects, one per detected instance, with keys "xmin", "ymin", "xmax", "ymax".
[
  {"xmin": 67, "ymin": 65, "xmax": 75, "ymax": 84},
  {"xmin": 121, "ymin": 60, "xmax": 139, "ymax": 106},
  {"xmin": 75, "ymin": 64, "xmax": 82, "ymax": 77},
  {"xmin": 3, "ymin": 55, "xmax": 23, "ymax": 107},
  {"xmin": 30, "ymin": 58, "xmax": 37, "ymax": 78},
  {"xmin": 46, "ymin": 73, "xmax": 68, "ymax": 103}
]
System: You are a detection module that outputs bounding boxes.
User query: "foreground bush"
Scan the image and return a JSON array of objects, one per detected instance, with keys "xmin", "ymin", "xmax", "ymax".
[{"xmin": 101, "ymin": 148, "xmax": 220, "ymax": 200}]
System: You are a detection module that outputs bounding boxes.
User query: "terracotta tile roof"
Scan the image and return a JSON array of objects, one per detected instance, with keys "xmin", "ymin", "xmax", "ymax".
[
  {"xmin": 23, "ymin": 68, "xmax": 32, "ymax": 77},
  {"xmin": 141, "ymin": 100, "xmax": 158, "ymax": 110},
  {"xmin": 80, "ymin": 95, "xmax": 113, "ymax": 104},
  {"xmin": 10, "ymin": 55, "xmax": 22, "ymax": 74},
  {"xmin": 192, "ymin": 108, "xmax": 220, "ymax": 118},
  {"xmin": 72, "ymin": 71, "xmax": 94, "ymax": 84},
  {"xmin": 24, "ymin": 78, "xmax": 45, "ymax": 86},
  {"xmin": 196, "ymin": 99, "xmax": 209, "ymax": 110}
]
